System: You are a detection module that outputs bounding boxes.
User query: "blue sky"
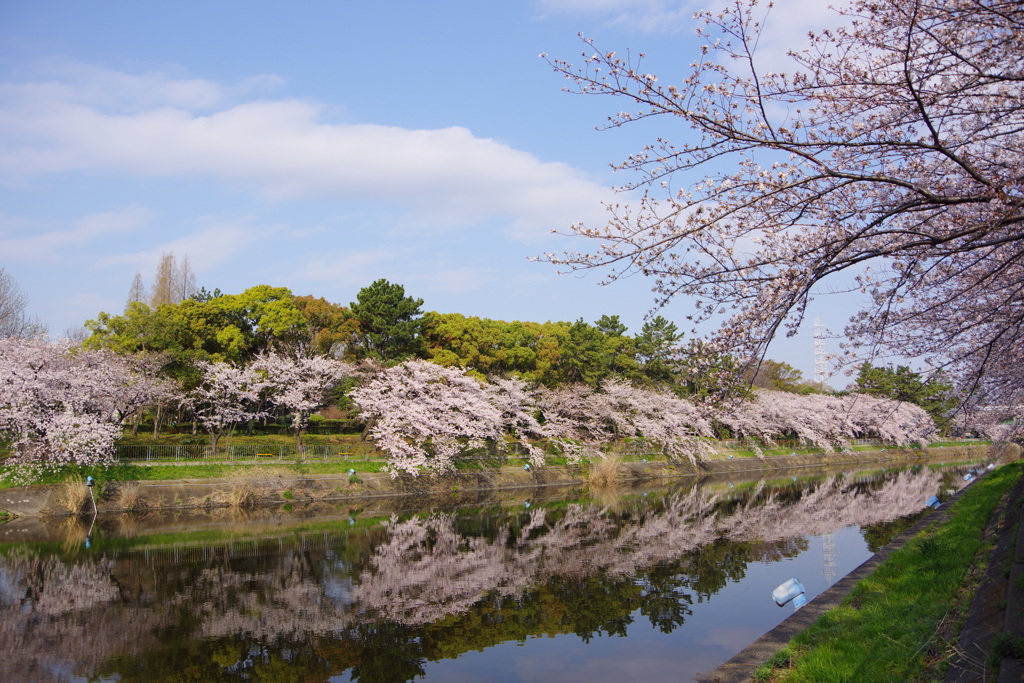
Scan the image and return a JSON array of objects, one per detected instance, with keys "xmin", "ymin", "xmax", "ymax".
[{"xmin": 0, "ymin": 0, "xmax": 852, "ymax": 381}]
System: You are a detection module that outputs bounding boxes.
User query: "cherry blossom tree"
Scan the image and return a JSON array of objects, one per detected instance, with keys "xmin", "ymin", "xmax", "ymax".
[
  {"xmin": 186, "ymin": 360, "xmax": 269, "ymax": 448},
  {"xmin": 719, "ymin": 390, "xmax": 936, "ymax": 454},
  {"xmin": 74, "ymin": 349, "xmax": 177, "ymax": 428},
  {"xmin": 351, "ymin": 360, "xmax": 509, "ymax": 475},
  {"xmin": 538, "ymin": 378, "xmax": 715, "ymax": 463},
  {"xmin": 252, "ymin": 351, "xmax": 352, "ymax": 446},
  {"xmin": 0, "ymin": 337, "xmax": 122, "ymax": 469},
  {"xmin": 541, "ymin": 0, "xmax": 1024, "ymax": 403},
  {"xmin": 483, "ymin": 375, "xmax": 551, "ymax": 466}
]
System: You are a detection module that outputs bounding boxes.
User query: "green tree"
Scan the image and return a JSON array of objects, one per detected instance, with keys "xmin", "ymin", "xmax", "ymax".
[
  {"xmin": 85, "ymin": 285, "xmax": 307, "ymax": 365},
  {"xmin": 293, "ymin": 294, "xmax": 358, "ymax": 357},
  {"xmin": 349, "ymin": 279, "xmax": 424, "ymax": 361},
  {"xmin": 546, "ymin": 319, "xmax": 612, "ymax": 387},
  {"xmin": 633, "ymin": 316, "xmax": 683, "ymax": 385},
  {"xmin": 594, "ymin": 314, "xmax": 637, "ymax": 379},
  {"xmin": 749, "ymin": 359, "xmax": 805, "ymax": 393},
  {"xmin": 206, "ymin": 285, "xmax": 307, "ymax": 359},
  {"xmin": 676, "ymin": 339, "xmax": 742, "ymax": 401},
  {"xmin": 855, "ymin": 363, "xmax": 957, "ymax": 433},
  {"xmin": 594, "ymin": 314, "xmax": 627, "ymax": 337}
]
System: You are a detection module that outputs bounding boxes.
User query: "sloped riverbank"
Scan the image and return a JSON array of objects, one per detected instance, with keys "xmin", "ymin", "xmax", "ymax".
[
  {"xmin": 0, "ymin": 445, "xmax": 991, "ymax": 519},
  {"xmin": 701, "ymin": 458, "xmax": 1024, "ymax": 682}
]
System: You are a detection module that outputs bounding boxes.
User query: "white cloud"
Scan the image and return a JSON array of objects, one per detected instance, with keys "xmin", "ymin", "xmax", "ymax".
[
  {"xmin": 425, "ymin": 266, "xmax": 497, "ymax": 293},
  {"xmin": 0, "ymin": 206, "xmax": 153, "ymax": 264},
  {"xmin": 537, "ymin": 0, "xmax": 850, "ymax": 71},
  {"xmin": 0, "ymin": 63, "xmax": 614, "ymax": 239},
  {"xmin": 298, "ymin": 248, "xmax": 407, "ymax": 289},
  {"xmin": 0, "ymin": 59, "xmax": 283, "ymax": 112},
  {"xmin": 93, "ymin": 219, "xmax": 281, "ymax": 273}
]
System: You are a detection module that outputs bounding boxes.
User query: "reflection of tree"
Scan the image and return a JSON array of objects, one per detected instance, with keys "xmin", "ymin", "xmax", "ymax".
[
  {"xmin": 0, "ymin": 550, "xmax": 169, "ymax": 683},
  {"xmin": 349, "ymin": 469, "xmax": 941, "ymax": 628},
  {"xmin": 0, "ymin": 468, "xmax": 944, "ymax": 681},
  {"xmin": 718, "ymin": 469, "xmax": 942, "ymax": 542}
]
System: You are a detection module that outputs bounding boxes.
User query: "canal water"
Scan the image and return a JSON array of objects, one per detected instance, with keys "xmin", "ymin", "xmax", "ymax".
[{"xmin": 0, "ymin": 465, "xmax": 975, "ymax": 682}]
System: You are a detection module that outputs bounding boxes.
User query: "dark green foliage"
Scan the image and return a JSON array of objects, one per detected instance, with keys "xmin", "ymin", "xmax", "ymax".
[
  {"xmin": 856, "ymin": 363, "xmax": 958, "ymax": 434},
  {"xmin": 634, "ymin": 315, "xmax": 683, "ymax": 385},
  {"xmin": 349, "ymin": 279, "xmax": 424, "ymax": 361},
  {"xmin": 990, "ymin": 632, "xmax": 1024, "ymax": 667}
]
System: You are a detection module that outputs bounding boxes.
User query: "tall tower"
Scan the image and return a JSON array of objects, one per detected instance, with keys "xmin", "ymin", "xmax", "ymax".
[
  {"xmin": 814, "ymin": 318, "xmax": 837, "ymax": 583},
  {"xmin": 814, "ymin": 317, "xmax": 828, "ymax": 385},
  {"xmin": 822, "ymin": 531, "xmax": 837, "ymax": 585}
]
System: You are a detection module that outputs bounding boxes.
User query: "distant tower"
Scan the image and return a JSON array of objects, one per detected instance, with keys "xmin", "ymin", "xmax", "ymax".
[
  {"xmin": 814, "ymin": 317, "xmax": 837, "ymax": 584},
  {"xmin": 822, "ymin": 532, "xmax": 837, "ymax": 585},
  {"xmin": 814, "ymin": 318, "xmax": 828, "ymax": 385}
]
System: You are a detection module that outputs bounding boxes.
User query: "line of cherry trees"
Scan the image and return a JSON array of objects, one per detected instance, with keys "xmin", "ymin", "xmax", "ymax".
[
  {"xmin": 2, "ymin": 332, "xmax": 942, "ymax": 477},
  {"xmin": 6, "ymin": 271, "xmax": 996, "ymax": 477}
]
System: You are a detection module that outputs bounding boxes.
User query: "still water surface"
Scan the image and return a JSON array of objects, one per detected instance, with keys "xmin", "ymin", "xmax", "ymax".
[{"xmin": 0, "ymin": 466, "xmax": 970, "ymax": 682}]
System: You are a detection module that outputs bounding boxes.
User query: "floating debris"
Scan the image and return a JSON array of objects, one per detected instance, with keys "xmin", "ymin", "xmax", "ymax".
[{"xmin": 773, "ymin": 578, "xmax": 806, "ymax": 607}]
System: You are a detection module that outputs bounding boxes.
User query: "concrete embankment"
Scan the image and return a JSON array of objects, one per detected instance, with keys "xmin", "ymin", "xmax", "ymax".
[{"xmin": 0, "ymin": 445, "xmax": 988, "ymax": 519}]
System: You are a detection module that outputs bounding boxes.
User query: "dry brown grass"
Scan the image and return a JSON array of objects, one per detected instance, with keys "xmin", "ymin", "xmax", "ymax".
[
  {"xmin": 114, "ymin": 482, "xmax": 148, "ymax": 512},
  {"xmin": 587, "ymin": 453, "xmax": 622, "ymax": 490},
  {"xmin": 55, "ymin": 516, "xmax": 89, "ymax": 552},
  {"xmin": 991, "ymin": 442, "xmax": 1024, "ymax": 460},
  {"xmin": 54, "ymin": 475, "xmax": 91, "ymax": 515},
  {"xmin": 227, "ymin": 481, "xmax": 258, "ymax": 509}
]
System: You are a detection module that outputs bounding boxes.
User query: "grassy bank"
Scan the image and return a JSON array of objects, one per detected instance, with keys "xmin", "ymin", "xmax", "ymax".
[
  {"xmin": 0, "ymin": 439, "xmax": 990, "ymax": 490},
  {"xmin": 752, "ymin": 461, "xmax": 1021, "ymax": 682}
]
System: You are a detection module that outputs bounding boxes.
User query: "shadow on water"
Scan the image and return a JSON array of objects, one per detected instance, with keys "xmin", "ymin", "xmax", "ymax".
[{"xmin": 0, "ymin": 462, "xmax": 988, "ymax": 682}]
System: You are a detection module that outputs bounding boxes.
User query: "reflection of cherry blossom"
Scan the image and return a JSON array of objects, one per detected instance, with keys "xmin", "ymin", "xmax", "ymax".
[
  {"xmin": 718, "ymin": 469, "xmax": 942, "ymax": 541},
  {"xmin": 348, "ymin": 469, "xmax": 942, "ymax": 625},
  {"xmin": 0, "ymin": 549, "xmax": 163, "ymax": 683},
  {"xmin": 0, "ymin": 467, "xmax": 949, "ymax": 679}
]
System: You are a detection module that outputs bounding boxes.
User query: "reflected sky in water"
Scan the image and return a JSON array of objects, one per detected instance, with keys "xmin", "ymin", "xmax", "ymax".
[
  {"xmin": 0, "ymin": 466, "xmax": 969, "ymax": 682},
  {"xmin": 414, "ymin": 526, "xmax": 870, "ymax": 683}
]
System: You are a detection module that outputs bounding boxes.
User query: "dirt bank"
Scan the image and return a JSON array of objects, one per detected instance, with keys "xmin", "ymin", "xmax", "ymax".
[{"xmin": 0, "ymin": 445, "xmax": 988, "ymax": 518}]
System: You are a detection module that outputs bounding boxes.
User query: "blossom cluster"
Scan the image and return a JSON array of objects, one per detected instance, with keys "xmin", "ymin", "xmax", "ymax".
[
  {"xmin": 0, "ymin": 337, "xmax": 168, "ymax": 469},
  {"xmin": 353, "ymin": 360, "xmax": 937, "ymax": 475}
]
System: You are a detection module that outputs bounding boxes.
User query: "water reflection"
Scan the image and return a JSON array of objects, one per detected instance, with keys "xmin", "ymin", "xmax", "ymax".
[{"xmin": 0, "ymin": 466, "xmax": 969, "ymax": 682}]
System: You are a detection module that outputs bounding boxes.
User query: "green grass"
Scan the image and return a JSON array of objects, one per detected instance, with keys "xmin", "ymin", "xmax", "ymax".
[
  {"xmin": 0, "ymin": 438, "xmax": 990, "ymax": 488},
  {"xmin": 0, "ymin": 460, "xmax": 390, "ymax": 488},
  {"xmin": 756, "ymin": 462, "xmax": 1020, "ymax": 682}
]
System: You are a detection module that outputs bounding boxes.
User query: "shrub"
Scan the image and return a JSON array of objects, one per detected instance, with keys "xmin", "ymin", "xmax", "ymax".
[
  {"xmin": 54, "ymin": 476, "xmax": 91, "ymax": 515},
  {"xmin": 114, "ymin": 482, "xmax": 148, "ymax": 512}
]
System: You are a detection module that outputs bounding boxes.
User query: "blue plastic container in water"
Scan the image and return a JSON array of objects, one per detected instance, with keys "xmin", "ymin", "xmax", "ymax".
[
  {"xmin": 772, "ymin": 578, "xmax": 805, "ymax": 606},
  {"xmin": 926, "ymin": 495, "xmax": 941, "ymax": 509}
]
